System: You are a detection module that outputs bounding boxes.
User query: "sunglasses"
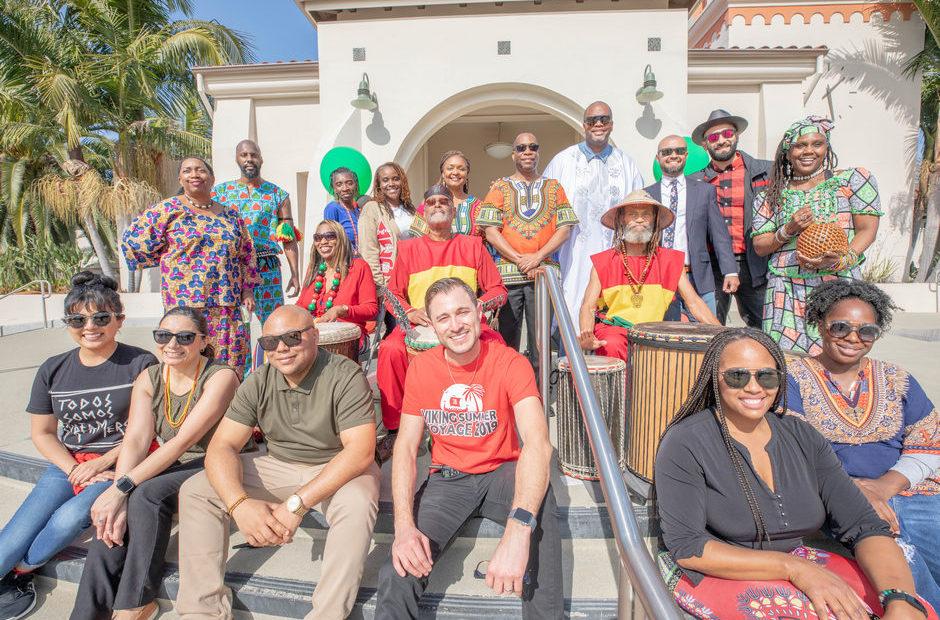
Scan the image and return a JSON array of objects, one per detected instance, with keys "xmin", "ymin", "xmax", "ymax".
[
  {"xmin": 313, "ymin": 232, "xmax": 338, "ymax": 242},
  {"xmin": 584, "ymin": 115, "xmax": 612, "ymax": 126},
  {"xmin": 706, "ymin": 128, "xmax": 736, "ymax": 143},
  {"xmin": 514, "ymin": 143, "xmax": 539, "ymax": 153},
  {"xmin": 659, "ymin": 147, "xmax": 688, "ymax": 157},
  {"xmin": 257, "ymin": 326, "xmax": 314, "ymax": 352},
  {"xmin": 826, "ymin": 320, "xmax": 882, "ymax": 343},
  {"xmin": 721, "ymin": 367, "xmax": 783, "ymax": 390},
  {"xmin": 153, "ymin": 329, "xmax": 202, "ymax": 346},
  {"xmin": 62, "ymin": 312, "xmax": 122, "ymax": 329}
]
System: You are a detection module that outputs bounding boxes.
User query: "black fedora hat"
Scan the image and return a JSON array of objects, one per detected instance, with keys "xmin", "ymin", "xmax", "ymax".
[{"xmin": 692, "ymin": 109, "xmax": 749, "ymax": 145}]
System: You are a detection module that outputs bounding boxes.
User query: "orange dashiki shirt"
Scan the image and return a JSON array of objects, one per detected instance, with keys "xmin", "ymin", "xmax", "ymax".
[{"xmin": 591, "ymin": 247, "xmax": 685, "ymax": 328}]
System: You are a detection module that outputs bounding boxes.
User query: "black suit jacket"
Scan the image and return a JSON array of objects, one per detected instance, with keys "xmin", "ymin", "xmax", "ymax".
[{"xmin": 646, "ymin": 177, "xmax": 737, "ymax": 296}]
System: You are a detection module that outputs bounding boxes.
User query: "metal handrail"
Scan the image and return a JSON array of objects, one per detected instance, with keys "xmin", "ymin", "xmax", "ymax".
[
  {"xmin": 534, "ymin": 266, "xmax": 682, "ymax": 620},
  {"xmin": 0, "ymin": 280, "xmax": 53, "ymax": 329}
]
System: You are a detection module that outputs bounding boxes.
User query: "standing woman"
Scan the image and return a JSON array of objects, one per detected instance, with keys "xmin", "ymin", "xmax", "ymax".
[
  {"xmin": 0, "ymin": 273, "xmax": 156, "ymax": 620},
  {"xmin": 324, "ymin": 167, "xmax": 363, "ymax": 253},
  {"xmin": 296, "ymin": 220, "xmax": 378, "ymax": 348},
  {"xmin": 752, "ymin": 116, "xmax": 881, "ymax": 355},
  {"xmin": 70, "ymin": 306, "xmax": 240, "ymax": 620},
  {"xmin": 413, "ymin": 150, "xmax": 482, "ymax": 236},
  {"xmin": 122, "ymin": 156, "xmax": 260, "ymax": 376}
]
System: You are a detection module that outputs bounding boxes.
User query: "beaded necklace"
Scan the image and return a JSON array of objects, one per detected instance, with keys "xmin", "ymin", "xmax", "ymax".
[
  {"xmin": 340, "ymin": 201, "xmax": 359, "ymax": 248},
  {"xmin": 619, "ymin": 245, "xmax": 654, "ymax": 309},
  {"xmin": 306, "ymin": 262, "xmax": 341, "ymax": 316},
  {"xmin": 164, "ymin": 358, "xmax": 204, "ymax": 429}
]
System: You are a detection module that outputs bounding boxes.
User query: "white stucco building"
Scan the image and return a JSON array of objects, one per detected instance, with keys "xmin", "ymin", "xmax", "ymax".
[{"xmin": 192, "ymin": 0, "xmax": 924, "ymax": 283}]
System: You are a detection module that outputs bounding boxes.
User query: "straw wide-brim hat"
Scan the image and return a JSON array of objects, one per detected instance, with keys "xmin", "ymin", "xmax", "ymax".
[{"xmin": 600, "ymin": 189, "xmax": 675, "ymax": 232}]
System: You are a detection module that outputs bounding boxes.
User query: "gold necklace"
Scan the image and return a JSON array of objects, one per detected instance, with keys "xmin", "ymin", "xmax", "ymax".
[
  {"xmin": 164, "ymin": 358, "xmax": 204, "ymax": 429},
  {"xmin": 619, "ymin": 246, "xmax": 654, "ymax": 308},
  {"xmin": 444, "ymin": 349, "xmax": 481, "ymax": 387}
]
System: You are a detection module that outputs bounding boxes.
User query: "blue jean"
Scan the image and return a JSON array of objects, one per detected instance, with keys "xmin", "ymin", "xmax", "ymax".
[
  {"xmin": 0, "ymin": 464, "xmax": 111, "ymax": 575},
  {"xmin": 665, "ymin": 271, "xmax": 717, "ymax": 322},
  {"xmin": 890, "ymin": 494, "xmax": 940, "ymax": 612}
]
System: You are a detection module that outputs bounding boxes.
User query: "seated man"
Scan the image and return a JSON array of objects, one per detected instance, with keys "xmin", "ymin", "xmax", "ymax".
[
  {"xmin": 578, "ymin": 189, "xmax": 719, "ymax": 361},
  {"xmin": 376, "ymin": 277, "xmax": 562, "ymax": 619},
  {"xmin": 175, "ymin": 305, "xmax": 380, "ymax": 620},
  {"xmin": 376, "ymin": 184, "xmax": 507, "ymax": 458}
]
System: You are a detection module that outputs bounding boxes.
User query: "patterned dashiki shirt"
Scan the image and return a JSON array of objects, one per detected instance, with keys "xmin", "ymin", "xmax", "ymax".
[
  {"xmin": 212, "ymin": 180, "xmax": 289, "ymax": 256},
  {"xmin": 787, "ymin": 357, "xmax": 940, "ymax": 496},
  {"xmin": 476, "ymin": 177, "xmax": 578, "ymax": 286}
]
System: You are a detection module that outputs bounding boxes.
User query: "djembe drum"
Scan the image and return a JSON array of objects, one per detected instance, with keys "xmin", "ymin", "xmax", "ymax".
[
  {"xmin": 556, "ymin": 355, "xmax": 627, "ymax": 480},
  {"xmin": 796, "ymin": 222, "xmax": 848, "ymax": 259},
  {"xmin": 316, "ymin": 322, "xmax": 361, "ymax": 361},
  {"xmin": 625, "ymin": 322, "xmax": 727, "ymax": 482},
  {"xmin": 405, "ymin": 325, "xmax": 440, "ymax": 357}
]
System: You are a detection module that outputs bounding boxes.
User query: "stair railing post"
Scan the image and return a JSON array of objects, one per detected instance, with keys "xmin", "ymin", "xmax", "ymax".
[{"xmin": 535, "ymin": 273, "xmax": 551, "ymax": 413}]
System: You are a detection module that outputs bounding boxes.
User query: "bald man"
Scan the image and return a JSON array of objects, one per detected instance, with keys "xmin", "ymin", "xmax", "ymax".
[
  {"xmin": 544, "ymin": 101, "xmax": 645, "ymax": 321},
  {"xmin": 176, "ymin": 305, "xmax": 380, "ymax": 620},
  {"xmin": 213, "ymin": 140, "xmax": 301, "ymax": 327},
  {"xmin": 645, "ymin": 135, "xmax": 737, "ymax": 321}
]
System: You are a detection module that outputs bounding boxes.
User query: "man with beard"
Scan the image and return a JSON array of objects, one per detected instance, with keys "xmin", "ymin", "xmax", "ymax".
[
  {"xmin": 213, "ymin": 140, "xmax": 300, "ymax": 325},
  {"xmin": 376, "ymin": 185, "xmax": 507, "ymax": 461},
  {"xmin": 477, "ymin": 132, "xmax": 578, "ymax": 371},
  {"xmin": 691, "ymin": 110, "xmax": 772, "ymax": 327},
  {"xmin": 645, "ymin": 134, "xmax": 738, "ymax": 321},
  {"xmin": 577, "ymin": 190, "xmax": 719, "ymax": 361},
  {"xmin": 376, "ymin": 277, "xmax": 562, "ymax": 620},
  {"xmin": 544, "ymin": 102, "xmax": 645, "ymax": 321}
]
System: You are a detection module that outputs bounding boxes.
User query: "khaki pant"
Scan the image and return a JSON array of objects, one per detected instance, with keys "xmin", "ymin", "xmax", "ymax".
[{"xmin": 175, "ymin": 453, "xmax": 380, "ymax": 620}]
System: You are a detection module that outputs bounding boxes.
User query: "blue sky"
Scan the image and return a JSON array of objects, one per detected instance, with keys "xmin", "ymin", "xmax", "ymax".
[{"xmin": 174, "ymin": 1, "xmax": 318, "ymax": 62}]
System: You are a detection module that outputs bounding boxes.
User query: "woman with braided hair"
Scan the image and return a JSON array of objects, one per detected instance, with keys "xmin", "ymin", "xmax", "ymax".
[
  {"xmin": 655, "ymin": 328, "xmax": 934, "ymax": 620},
  {"xmin": 752, "ymin": 116, "xmax": 882, "ymax": 355},
  {"xmin": 324, "ymin": 167, "xmax": 363, "ymax": 252}
]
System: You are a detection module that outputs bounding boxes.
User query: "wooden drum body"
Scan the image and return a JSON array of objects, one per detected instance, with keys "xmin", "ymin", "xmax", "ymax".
[
  {"xmin": 405, "ymin": 325, "xmax": 440, "ymax": 358},
  {"xmin": 556, "ymin": 355, "xmax": 626, "ymax": 480},
  {"xmin": 626, "ymin": 322, "xmax": 726, "ymax": 482},
  {"xmin": 316, "ymin": 322, "xmax": 361, "ymax": 361}
]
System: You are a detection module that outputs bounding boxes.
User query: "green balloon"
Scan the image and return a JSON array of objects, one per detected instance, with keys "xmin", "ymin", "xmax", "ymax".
[
  {"xmin": 652, "ymin": 136, "xmax": 712, "ymax": 182},
  {"xmin": 319, "ymin": 147, "xmax": 372, "ymax": 196}
]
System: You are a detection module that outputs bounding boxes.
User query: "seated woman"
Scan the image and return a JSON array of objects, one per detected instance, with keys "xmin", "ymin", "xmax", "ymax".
[
  {"xmin": 297, "ymin": 219, "xmax": 378, "ymax": 348},
  {"xmin": 787, "ymin": 279, "xmax": 940, "ymax": 611},
  {"xmin": 0, "ymin": 272, "xmax": 157, "ymax": 620},
  {"xmin": 68, "ymin": 306, "xmax": 241, "ymax": 620},
  {"xmin": 655, "ymin": 327, "xmax": 935, "ymax": 620}
]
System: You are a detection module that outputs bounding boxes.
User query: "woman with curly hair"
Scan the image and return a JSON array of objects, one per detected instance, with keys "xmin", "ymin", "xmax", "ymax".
[
  {"xmin": 787, "ymin": 279, "xmax": 940, "ymax": 610},
  {"xmin": 412, "ymin": 150, "xmax": 483, "ymax": 237},
  {"xmin": 751, "ymin": 116, "xmax": 881, "ymax": 355},
  {"xmin": 654, "ymin": 327, "xmax": 934, "ymax": 619}
]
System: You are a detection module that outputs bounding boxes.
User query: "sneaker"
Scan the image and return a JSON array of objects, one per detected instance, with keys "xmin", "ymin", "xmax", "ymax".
[{"xmin": 0, "ymin": 573, "xmax": 36, "ymax": 620}]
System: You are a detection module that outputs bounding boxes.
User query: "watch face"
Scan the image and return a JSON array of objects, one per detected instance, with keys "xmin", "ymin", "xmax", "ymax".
[{"xmin": 287, "ymin": 496, "xmax": 301, "ymax": 511}]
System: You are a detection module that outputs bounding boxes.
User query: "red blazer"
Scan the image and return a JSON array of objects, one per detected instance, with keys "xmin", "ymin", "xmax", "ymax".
[{"xmin": 296, "ymin": 258, "xmax": 378, "ymax": 338}]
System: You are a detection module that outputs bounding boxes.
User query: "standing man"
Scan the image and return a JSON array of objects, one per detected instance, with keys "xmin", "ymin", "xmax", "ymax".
[
  {"xmin": 376, "ymin": 277, "xmax": 562, "ymax": 620},
  {"xmin": 645, "ymin": 135, "xmax": 738, "ymax": 321},
  {"xmin": 213, "ymin": 140, "xmax": 300, "ymax": 326},
  {"xmin": 477, "ymin": 132, "xmax": 578, "ymax": 370},
  {"xmin": 691, "ymin": 110, "xmax": 772, "ymax": 327},
  {"xmin": 544, "ymin": 101, "xmax": 645, "ymax": 321}
]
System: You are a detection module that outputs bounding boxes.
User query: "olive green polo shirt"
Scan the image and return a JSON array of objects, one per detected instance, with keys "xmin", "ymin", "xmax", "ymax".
[{"xmin": 225, "ymin": 350, "xmax": 374, "ymax": 465}]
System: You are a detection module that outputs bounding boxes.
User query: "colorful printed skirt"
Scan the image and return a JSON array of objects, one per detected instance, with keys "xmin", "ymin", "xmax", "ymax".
[
  {"xmin": 659, "ymin": 546, "xmax": 937, "ymax": 619},
  {"xmin": 199, "ymin": 306, "xmax": 250, "ymax": 377},
  {"xmin": 762, "ymin": 273, "xmax": 850, "ymax": 356},
  {"xmin": 253, "ymin": 254, "xmax": 285, "ymax": 325}
]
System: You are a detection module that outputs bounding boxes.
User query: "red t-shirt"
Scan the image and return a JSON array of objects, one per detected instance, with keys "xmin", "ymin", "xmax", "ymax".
[{"xmin": 401, "ymin": 340, "xmax": 540, "ymax": 474}]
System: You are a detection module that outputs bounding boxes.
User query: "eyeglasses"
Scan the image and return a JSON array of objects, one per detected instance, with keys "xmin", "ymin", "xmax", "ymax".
[
  {"xmin": 62, "ymin": 312, "xmax": 122, "ymax": 329},
  {"xmin": 313, "ymin": 232, "xmax": 338, "ymax": 242},
  {"xmin": 153, "ymin": 329, "xmax": 202, "ymax": 346},
  {"xmin": 584, "ymin": 115, "xmax": 612, "ymax": 126},
  {"xmin": 721, "ymin": 367, "xmax": 783, "ymax": 390},
  {"xmin": 514, "ymin": 143, "xmax": 539, "ymax": 153},
  {"xmin": 826, "ymin": 320, "xmax": 882, "ymax": 343},
  {"xmin": 658, "ymin": 147, "xmax": 688, "ymax": 157},
  {"xmin": 257, "ymin": 326, "xmax": 314, "ymax": 352},
  {"xmin": 706, "ymin": 128, "xmax": 736, "ymax": 143}
]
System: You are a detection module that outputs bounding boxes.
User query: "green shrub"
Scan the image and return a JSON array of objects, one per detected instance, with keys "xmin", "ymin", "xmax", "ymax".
[{"xmin": 0, "ymin": 240, "xmax": 90, "ymax": 293}]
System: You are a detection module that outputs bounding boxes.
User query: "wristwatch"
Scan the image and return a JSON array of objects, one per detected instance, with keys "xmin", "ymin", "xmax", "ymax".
[
  {"xmin": 115, "ymin": 475, "xmax": 137, "ymax": 495},
  {"xmin": 286, "ymin": 494, "xmax": 308, "ymax": 517},
  {"xmin": 508, "ymin": 507, "xmax": 537, "ymax": 530},
  {"xmin": 880, "ymin": 589, "xmax": 927, "ymax": 617}
]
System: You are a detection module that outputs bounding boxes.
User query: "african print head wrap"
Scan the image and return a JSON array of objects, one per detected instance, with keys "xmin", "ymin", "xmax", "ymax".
[{"xmin": 781, "ymin": 115, "xmax": 834, "ymax": 151}]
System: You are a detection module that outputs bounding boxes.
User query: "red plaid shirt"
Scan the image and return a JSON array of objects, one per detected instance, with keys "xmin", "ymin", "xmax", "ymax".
[{"xmin": 708, "ymin": 152, "xmax": 760, "ymax": 254}]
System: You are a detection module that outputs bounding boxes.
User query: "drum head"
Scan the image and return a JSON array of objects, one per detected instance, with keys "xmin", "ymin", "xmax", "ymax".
[
  {"xmin": 405, "ymin": 325, "xmax": 440, "ymax": 350},
  {"xmin": 558, "ymin": 355, "xmax": 625, "ymax": 373},
  {"xmin": 316, "ymin": 321, "xmax": 361, "ymax": 344},
  {"xmin": 628, "ymin": 321, "xmax": 726, "ymax": 349}
]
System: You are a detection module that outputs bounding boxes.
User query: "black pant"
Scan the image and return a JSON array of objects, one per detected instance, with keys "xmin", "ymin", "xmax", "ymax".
[
  {"xmin": 70, "ymin": 460, "xmax": 205, "ymax": 620},
  {"xmin": 498, "ymin": 283, "xmax": 539, "ymax": 371},
  {"xmin": 713, "ymin": 254, "xmax": 765, "ymax": 328},
  {"xmin": 376, "ymin": 461, "xmax": 563, "ymax": 620}
]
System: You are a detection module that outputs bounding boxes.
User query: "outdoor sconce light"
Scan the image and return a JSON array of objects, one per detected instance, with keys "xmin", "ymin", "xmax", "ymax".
[
  {"xmin": 635, "ymin": 64, "xmax": 664, "ymax": 104},
  {"xmin": 350, "ymin": 73, "xmax": 378, "ymax": 111}
]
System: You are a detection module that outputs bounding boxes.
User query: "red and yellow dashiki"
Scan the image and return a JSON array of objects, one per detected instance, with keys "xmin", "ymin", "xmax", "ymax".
[
  {"xmin": 386, "ymin": 234, "xmax": 507, "ymax": 313},
  {"xmin": 592, "ymin": 247, "xmax": 685, "ymax": 327}
]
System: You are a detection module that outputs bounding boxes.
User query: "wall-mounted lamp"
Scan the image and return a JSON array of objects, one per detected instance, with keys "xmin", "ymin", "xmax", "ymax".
[
  {"xmin": 635, "ymin": 64, "xmax": 664, "ymax": 104},
  {"xmin": 484, "ymin": 123, "xmax": 513, "ymax": 159},
  {"xmin": 350, "ymin": 73, "xmax": 378, "ymax": 111}
]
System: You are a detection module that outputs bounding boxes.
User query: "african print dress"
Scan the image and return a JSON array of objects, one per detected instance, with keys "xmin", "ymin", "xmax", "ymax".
[
  {"xmin": 752, "ymin": 168, "xmax": 881, "ymax": 354},
  {"xmin": 121, "ymin": 197, "xmax": 260, "ymax": 376}
]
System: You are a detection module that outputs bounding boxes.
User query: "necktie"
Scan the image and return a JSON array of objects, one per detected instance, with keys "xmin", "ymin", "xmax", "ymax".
[{"xmin": 662, "ymin": 179, "xmax": 678, "ymax": 248}]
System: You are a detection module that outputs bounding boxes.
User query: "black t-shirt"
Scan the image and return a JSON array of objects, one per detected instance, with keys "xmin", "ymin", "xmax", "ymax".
[{"xmin": 27, "ymin": 343, "xmax": 158, "ymax": 453}]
